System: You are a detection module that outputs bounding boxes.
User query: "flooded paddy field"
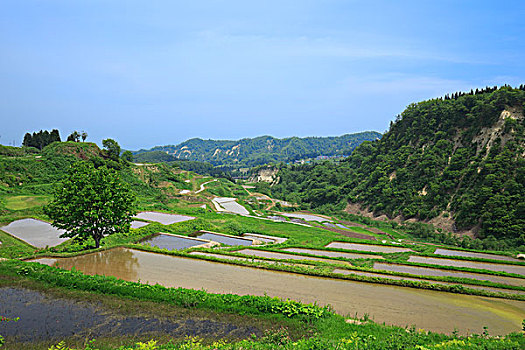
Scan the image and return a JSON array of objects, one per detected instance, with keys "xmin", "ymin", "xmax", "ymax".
[
  {"xmin": 196, "ymin": 232, "xmax": 253, "ymax": 246},
  {"xmin": 130, "ymin": 221, "xmax": 149, "ymax": 229},
  {"xmin": 280, "ymin": 212, "xmax": 331, "ymax": 222},
  {"xmin": 433, "ymin": 248, "xmax": 520, "ymax": 262},
  {"xmin": 332, "ymin": 268, "xmax": 525, "ymax": 295},
  {"xmin": 0, "ymin": 287, "xmax": 259, "ymax": 346},
  {"xmin": 141, "ymin": 233, "xmax": 211, "ymax": 251},
  {"xmin": 212, "ymin": 198, "xmax": 249, "ymax": 215},
  {"xmin": 408, "ymin": 256, "xmax": 525, "ymax": 276},
  {"xmin": 243, "ymin": 233, "xmax": 287, "ymax": 244},
  {"xmin": 373, "ymin": 262, "xmax": 525, "ymax": 287},
  {"xmin": 188, "ymin": 251, "xmax": 307, "ymax": 267},
  {"xmin": 134, "ymin": 212, "xmax": 195, "ymax": 225},
  {"xmin": 0, "ymin": 218, "xmax": 68, "ymax": 248},
  {"xmin": 282, "ymin": 248, "xmax": 384, "ymax": 260},
  {"xmin": 235, "ymin": 249, "xmax": 351, "ymax": 265},
  {"xmin": 28, "ymin": 248, "xmax": 525, "ymax": 335},
  {"xmin": 326, "ymin": 242, "xmax": 413, "ymax": 254}
]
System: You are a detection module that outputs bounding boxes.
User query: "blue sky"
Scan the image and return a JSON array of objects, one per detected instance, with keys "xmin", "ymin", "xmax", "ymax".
[{"xmin": 1, "ymin": 1, "xmax": 523, "ymax": 150}]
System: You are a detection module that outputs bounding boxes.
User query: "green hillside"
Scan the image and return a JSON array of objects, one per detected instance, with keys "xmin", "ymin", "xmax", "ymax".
[
  {"xmin": 269, "ymin": 86, "xmax": 525, "ymax": 248},
  {"xmin": 133, "ymin": 132, "xmax": 381, "ymax": 167}
]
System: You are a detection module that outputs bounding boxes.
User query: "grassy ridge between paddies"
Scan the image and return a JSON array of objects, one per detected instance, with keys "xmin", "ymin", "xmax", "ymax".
[{"xmin": 0, "ymin": 259, "xmax": 523, "ymax": 350}]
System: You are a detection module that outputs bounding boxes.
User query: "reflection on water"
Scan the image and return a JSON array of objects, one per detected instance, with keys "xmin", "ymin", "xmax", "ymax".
[
  {"xmin": 236, "ymin": 249, "xmax": 351, "ymax": 265},
  {"xmin": 408, "ymin": 256, "xmax": 525, "ymax": 276},
  {"xmin": 29, "ymin": 248, "xmax": 525, "ymax": 335},
  {"xmin": 142, "ymin": 233, "xmax": 205, "ymax": 250},
  {"xmin": 197, "ymin": 233, "xmax": 252, "ymax": 246}
]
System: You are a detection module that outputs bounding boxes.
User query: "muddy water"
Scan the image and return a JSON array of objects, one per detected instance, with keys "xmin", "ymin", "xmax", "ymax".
[
  {"xmin": 332, "ymin": 269, "xmax": 525, "ymax": 295},
  {"xmin": 373, "ymin": 262, "xmax": 525, "ymax": 287},
  {"xmin": 283, "ymin": 248, "xmax": 384, "ymax": 260},
  {"xmin": 142, "ymin": 233, "xmax": 206, "ymax": 250},
  {"xmin": 235, "ymin": 249, "xmax": 351, "ymax": 265},
  {"xmin": 326, "ymin": 242, "xmax": 413, "ymax": 253},
  {"xmin": 189, "ymin": 252, "xmax": 307, "ymax": 267},
  {"xmin": 0, "ymin": 287, "xmax": 259, "ymax": 344},
  {"xmin": 197, "ymin": 233, "xmax": 253, "ymax": 246},
  {"xmin": 408, "ymin": 256, "xmax": 525, "ymax": 276},
  {"xmin": 434, "ymin": 248, "xmax": 520, "ymax": 262},
  {"xmin": 30, "ymin": 248, "xmax": 525, "ymax": 335}
]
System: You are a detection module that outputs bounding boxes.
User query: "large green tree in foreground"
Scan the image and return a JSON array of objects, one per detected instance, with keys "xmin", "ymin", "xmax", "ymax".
[{"xmin": 44, "ymin": 162, "xmax": 136, "ymax": 248}]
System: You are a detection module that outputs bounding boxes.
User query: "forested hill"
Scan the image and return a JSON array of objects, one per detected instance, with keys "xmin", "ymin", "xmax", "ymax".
[
  {"xmin": 133, "ymin": 132, "xmax": 381, "ymax": 167},
  {"xmin": 270, "ymin": 86, "xmax": 525, "ymax": 246}
]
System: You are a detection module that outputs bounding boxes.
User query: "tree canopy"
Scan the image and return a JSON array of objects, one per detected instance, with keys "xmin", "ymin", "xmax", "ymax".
[{"xmin": 44, "ymin": 162, "xmax": 136, "ymax": 248}]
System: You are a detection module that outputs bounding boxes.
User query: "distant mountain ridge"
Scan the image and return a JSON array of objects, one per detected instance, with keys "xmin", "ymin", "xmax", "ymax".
[{"xmin": 133, "ymin": 132, "xmax": 381, "ymax": 167}]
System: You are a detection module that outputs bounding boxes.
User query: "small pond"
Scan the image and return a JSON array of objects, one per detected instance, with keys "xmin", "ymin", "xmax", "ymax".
[
  {"xmin": 0, "ymin": 218, "xmax": 68, "ymax": 248},
  {"xmin": 197, "ymin": 232, "xmax": 253, "ymax": 246},
  {"xmin": 141, "ymin": 233, "xmax": 208, "ymax": 251},
  {"xmin": 326, "ymin": 242, "xmax": 413, "ymax": 254},
  {"xmin": 434, "ymin": 248, "xmax": 520, "ymax": 262},
  {"xmin": 134, "ymin": 211, "xmax": 195, "ymax": 225}
]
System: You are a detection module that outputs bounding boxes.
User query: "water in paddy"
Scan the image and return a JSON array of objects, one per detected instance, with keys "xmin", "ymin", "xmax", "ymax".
[
  {"xmin": 373, "ymin": 262, "xmax": 525, "ymax": 287},
  {"xmin": 29, "ymin": 248, "xmax": 525, "ymax": 335},
  {"xmin": 326, "ymin": 242, "xmax": 413, "ymax": 253},
  {"xmin": 280, "ymin": 212, "xmax": 331, "ymax": 222},
  {"xmin": 408, "ymin": 256, "xmax": 525, "ymax": 276},
  {"xmin": 0, "ymin": 287, "xmax": 259, "ymax": 344},
  {"xmin": 332, "ymin": 269, "xmax": 525, "ymax": 295},
  {"xmin": 434, "ymin": 248, "xmax": 520, "ymax": 262},
  {"xmin": 197, "ymin": 233, "xmax": 253, "ymax": 246},
  {"xmin": 189, "ymin": 252, "xmax": 305, "ymax": 267},
  {"xmin": 235, "ymin": 249, "xmax": 351, "ymax": 265},
  {"xmin": 130, "ymin": 221, "xmax": 149, "ymax": 229},
  {"xmin": 141, "ymin": 234, "xmax": 206, "ymax": 251},
  {"xmin": 134, "ymin": 211, "xmax": 195, "ymax": 225},
  {"xmin": 0, "ymin": 218, "xmax": 67, "ymax": 248},
  {"xmin": 283, "ymin": 248, "xmax": 384, "ymax": 260}
]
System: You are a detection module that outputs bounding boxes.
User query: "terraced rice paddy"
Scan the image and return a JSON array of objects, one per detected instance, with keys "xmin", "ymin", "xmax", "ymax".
[
  {"xmin": 134, "ymin": 211, "xmax": 195, "ymax": 225},
  {"xmin": 28, "ymin": 247, "xmax": 525, "ymax": 335},
  {"xmin": 0, "ymin": 218, "xmax": 68, "ymax": 248},
  {"xmin": 280, "ymin": 212, "xmax": 331, "ymax": 222},
  {"xmin": 234, "ymin": 249, "xmax": 352, "ymax": 266},
  {"xmin": 212, "ymin": 198, "xmax": 249, "ymax": 215},
  {"xmin": 188, "ymin": 251, "xmax": 305, "ymax": 267},
  {"xmin": 130, "ymin": 221, "xmax": 149, "ymax": 229},
  {"xmin": 326, "ymin": 242, "xmax": 413, "ymax": 254},
  {"xmin": 332, "ymin": 268, "xmax": 525, "ymax": 295},
  {"xmin": 408, "ymin": 256, "xmax": 525, "ymax": 275},
  {"xmin": 141, "ymin": 233, "xmax": 210, "ymax": 250},
  {"xmin": 243, "ymin": 233, "xmax": 287, "ymax": 244},
  {"xmin": 282, "ymin": 248, "xmax": 384, "ymax": 260},
  {"xmin": 197, "ymin": 232, "xmax": 253, "ymax": 246},
  {"xmin": 433, "ymin": 248, "xmax": 520, "ymax": 262},
  {"xmin": 373, "ymin": 262, "xmax": 525, "ymax": 287}
]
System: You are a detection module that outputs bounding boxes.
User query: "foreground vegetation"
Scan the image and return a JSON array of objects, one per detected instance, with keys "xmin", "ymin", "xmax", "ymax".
[{"xmin": 1, "ymin": 260, "xmax": 523, "ymax": 350}]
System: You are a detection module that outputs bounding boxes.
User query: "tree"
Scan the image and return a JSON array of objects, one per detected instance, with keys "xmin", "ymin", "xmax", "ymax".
[
  {"xmin": 67, "ymin": 131, "xmax": 80, "ymax": 142},
  {"xmin": 81, "ymin": 131, "xmax": 88, "ymax": 142},
  {"xmin": 102, "ymin": 138, "xmax": 121, "ymax": 161},
  {"xmin": 44, "ymin": 162, "xmax": 136, "ymax": 248},
  {"xmin": 121, "ymin": 150, "xmax": 134, "ymax": 162}
]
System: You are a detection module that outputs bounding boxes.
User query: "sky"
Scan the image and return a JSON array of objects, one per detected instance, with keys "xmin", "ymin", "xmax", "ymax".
[{"xmin": 1, "ymin": 1, "xmax": 524, "ymax": 150}]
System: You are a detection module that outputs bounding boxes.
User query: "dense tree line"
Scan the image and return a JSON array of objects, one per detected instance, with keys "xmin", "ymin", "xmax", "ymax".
[
  {"xmin": 271, "ymin": 87, "xmax": 525, "ymax": 248},
  {"xmin": 133, "ymin": 132, "xmax": 381, "ymax": 167},
  {"xmin": 22, "ymin": 129, "xmax": 61, "ymax": 150}
]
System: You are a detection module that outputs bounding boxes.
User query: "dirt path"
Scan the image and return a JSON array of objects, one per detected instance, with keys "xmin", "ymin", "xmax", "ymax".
[{"xmin": 195, "ymin": 179, "xmax": 217, "ymax": 194}]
